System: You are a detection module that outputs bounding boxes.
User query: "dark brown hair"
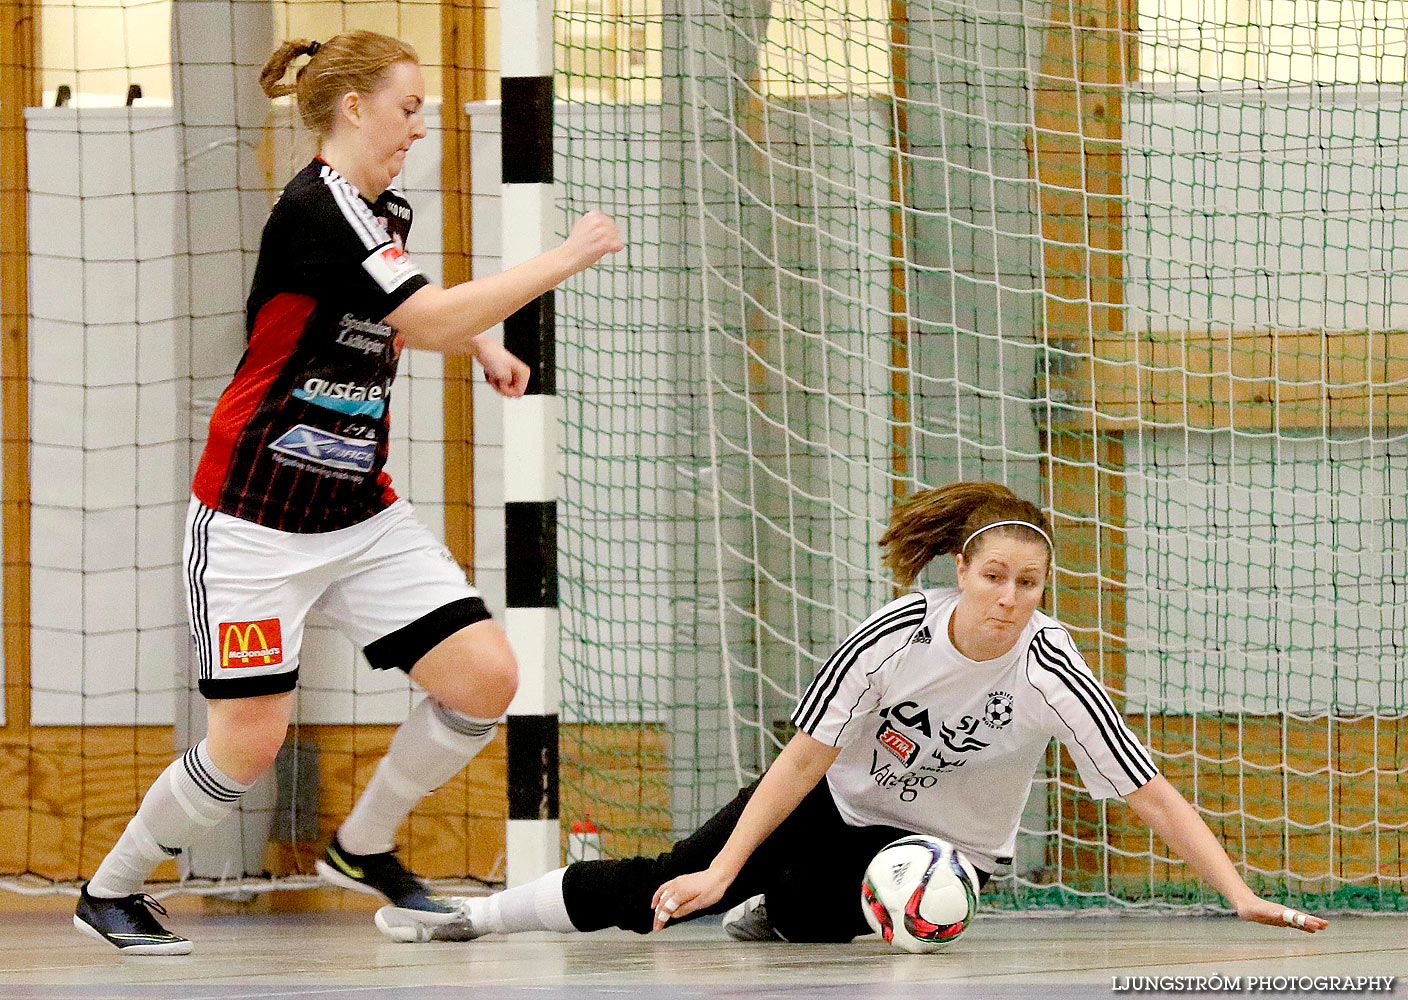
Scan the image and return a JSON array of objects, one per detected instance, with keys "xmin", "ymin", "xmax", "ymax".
[
  {"xmin": 259, "ymin": 30, "xmax": 419, "ymax": 136},
  {"xmin": 879, "ymin": 482, "xmax": 1052, "ymax": 587}
]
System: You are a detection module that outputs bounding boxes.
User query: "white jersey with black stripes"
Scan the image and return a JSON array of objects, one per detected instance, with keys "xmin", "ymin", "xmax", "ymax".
[{"xmin": 791, "ymin": 588, "xmax": 1158, "ymax": 873}]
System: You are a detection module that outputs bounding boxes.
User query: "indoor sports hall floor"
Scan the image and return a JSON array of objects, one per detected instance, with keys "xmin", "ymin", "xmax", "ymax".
[{"xmin": 1, "ymin": 893, "xmax": 1403, "ymax": 999}]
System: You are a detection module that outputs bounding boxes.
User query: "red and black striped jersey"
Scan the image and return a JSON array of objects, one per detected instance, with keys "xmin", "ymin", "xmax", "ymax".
[{"xmin": 193, "ymin": 159, "xmax": 430, "ymax": 532}]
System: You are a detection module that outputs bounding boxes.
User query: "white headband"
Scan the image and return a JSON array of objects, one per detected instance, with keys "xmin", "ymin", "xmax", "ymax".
[{"xmin": 962, "ymin": 519, "xmax": 1053, "ymax": 554}]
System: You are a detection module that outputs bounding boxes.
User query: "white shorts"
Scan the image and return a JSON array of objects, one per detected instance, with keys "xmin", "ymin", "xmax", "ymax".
[{"xmin": 183, "ymin": 497, "xmax": 489, "ymax": 699}]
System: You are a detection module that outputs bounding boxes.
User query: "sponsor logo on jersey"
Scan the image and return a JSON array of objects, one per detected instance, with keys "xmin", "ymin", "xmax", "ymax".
[
  {"xmin": 938, "ymin": 715, "xmax": 990, "ymax": 753},
  {"xmin": 380, "ymin": 201, "xmax": 412, "ymax": 222},
  {"xmin": 921, "ymin": 749, "xmax": 968, "ymax": 773},
  {"xmin": 333, "ymin": 330, "xmax": 387, "ymax": 356},
  {"xmin": 868, "ymin": 701, "xmax": 1007, "ymax": 802},
  {"xmin": 869, "ymin": 751, "xmax": 939, "ymax": 802},
  {"xmin": 983, "ymin": 691, "xmax": 1015, "ymax": 729},
  {"xmin": 269, "ymin": 424, "xmax": 377, "ymax": 473},
  {"xmin": 292, "ymin": 377, "xmax": 388, "ymax": 418},
  {"xmin": 362, "ymin": 241, "xmax": 420, "ymax": 294},
  {"xmin": 219, "ymin": 619, "xmax": 283, "ymax": 668},
  {"xmin": 335, "ymin": 314, "xmax": 393, "ymax": 356},
  {"xmin": 880, "ymin": 700, "xmax": 933, "ymax": 737},
  {"xmin": 910, "ymin": 625, "xmax": 933, "ymax": 644},
  {"xmin": 876, "ymin": 719, "xmax": 919, "ymax": 766}
]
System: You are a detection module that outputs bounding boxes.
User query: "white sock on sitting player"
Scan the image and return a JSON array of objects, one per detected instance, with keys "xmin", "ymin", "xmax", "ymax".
[
  {"xmin": 337, "ymin": 697, "xmax": 498, "ymax": 856},
  {"xmin": 466, "ymin": 867, "xmax": 577, "ymax": 933},
  {"xmin": 88, "ymin": 740, "xmax": 252, "ymax": 898}
]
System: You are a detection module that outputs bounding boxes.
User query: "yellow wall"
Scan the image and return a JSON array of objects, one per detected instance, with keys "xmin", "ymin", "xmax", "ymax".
[
  {"xmin": 41, "ymin": 0, "xmax": 171, "ymax": 106},
  {"xmin": 1141, "ymin": 0, "xmax": 1408, "ymax": 84},
  {"xmin": 39, "ymin": 0, "xmax": 452, "ymax": 107}
]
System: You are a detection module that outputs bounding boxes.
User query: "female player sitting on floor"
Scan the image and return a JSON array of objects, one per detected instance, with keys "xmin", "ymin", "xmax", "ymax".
[
  {"xmin": 398, "ymin": 481, "xmax": 1328, "ymax": 944},
  {"xmin": 74, "ymin": 29, "xmax": 622, "ymax": 954}
]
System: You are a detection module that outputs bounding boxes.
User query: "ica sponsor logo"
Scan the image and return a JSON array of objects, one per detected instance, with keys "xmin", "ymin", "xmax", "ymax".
[
  {"xmin": 292, "ymin": 377, "xmax": 388, "ymax": 418},
  {"xmin": 219, "ymin": 619, "xmax": 283, "ymax": 669}
]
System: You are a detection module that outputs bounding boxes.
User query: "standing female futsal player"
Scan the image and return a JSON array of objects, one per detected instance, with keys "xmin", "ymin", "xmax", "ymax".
[
  {"xmin": 74, "ymin": 30, "xmax": 623, "ymax": 954},
  {"xmin": 416, "ymin": 482, "xmax": 1327, "ymax": 945}
]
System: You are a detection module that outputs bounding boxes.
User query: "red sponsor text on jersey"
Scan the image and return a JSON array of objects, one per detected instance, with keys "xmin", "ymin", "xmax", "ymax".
[
  {"xmin": 219, "ymin": 618, "xmax": 284, "ymax": 668},
  {"xmin": 879, "ymin": 725, "xmax": 917, "ymax": 764}
]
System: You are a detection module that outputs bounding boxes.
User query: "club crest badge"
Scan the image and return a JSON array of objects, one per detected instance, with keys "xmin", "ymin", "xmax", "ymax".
[{"xmin": 982, "ymin": 691, "xmax": 1015, "ymax": 729}]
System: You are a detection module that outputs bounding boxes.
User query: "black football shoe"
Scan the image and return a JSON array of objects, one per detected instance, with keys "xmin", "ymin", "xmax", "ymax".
[
  {"xmin": 316, "ymin": 838, "xmax": 463, "ymax": 925},
  {"xmin": 73, "ymin": 883, "xmax": 193, "ymax": 955}
]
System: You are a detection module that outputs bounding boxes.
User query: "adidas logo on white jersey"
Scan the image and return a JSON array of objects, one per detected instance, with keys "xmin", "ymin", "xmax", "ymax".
[{"xmin": 911, "ymin": 626, "xmax": 933, "ymax": 644}]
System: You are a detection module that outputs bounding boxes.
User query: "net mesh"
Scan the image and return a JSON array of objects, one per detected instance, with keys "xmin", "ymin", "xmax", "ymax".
[
  {"xmin": 1, "ymin": 0, "xmax": 1403, "ymax": 912},
  {"xmin": 555, "ymin": 0, "xmax": 1407, "ymax": 909},
  {"xmin": 3, "ymin": 0, "xmax": 504, "ymax": 891}
]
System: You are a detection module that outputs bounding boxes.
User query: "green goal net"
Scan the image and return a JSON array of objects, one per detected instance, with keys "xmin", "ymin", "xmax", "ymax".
[
  {"xmin": 554, "ymin": 0, "xmax": 1406, "ymax": 911},
  {"xmin": 5, "ymin": 0, "xmax": 1398, "ymax": 913}
]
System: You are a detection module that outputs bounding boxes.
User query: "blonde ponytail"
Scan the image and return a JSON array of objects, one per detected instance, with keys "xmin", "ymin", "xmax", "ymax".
[{"xmin": 259, "ymin": 30, "xmax": 418, "ymax": 136}]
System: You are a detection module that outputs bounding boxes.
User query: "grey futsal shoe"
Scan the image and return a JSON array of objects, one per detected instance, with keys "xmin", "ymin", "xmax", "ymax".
[
  {"xmin": 374, "ymin": 903, "xmax": 484, "ymax": 942},
  {"xmin": 721, "ymin": 893, "xmax": 787, "ymax": 942},
  {"xmin": 73, "ymin": 883, "xmax": 193, "ymax": 955},
  {"xmin": 317, "ymin": 838, "xmax": 463, "ymax": 925}
]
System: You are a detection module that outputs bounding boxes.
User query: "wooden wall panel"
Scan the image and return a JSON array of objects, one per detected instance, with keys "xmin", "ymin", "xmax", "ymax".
[
  {"xmin": 0, "ymin": 0, "xmax": 36, "ymax": 741},
  {"xmin": 3, "ymin": 724, "xmax": 506, "ymax": 886},
  {"xmin": 439, "ymin": 0, "xmax": 492, "ymax": 573},
  {"xmin": 1044, "ymin": 430, "xmax": 1127, "ymax": 691},
  {"xmin": 6, "ymin": 722, "xmax": 675, "ymax": 887},
  {"xmin": 2, "ymin": 727, "xmax": 180, "ymax": 881},
  {"xmin": 1043, "ymin": 330, "xmax": 1408, "ymax": 432},
  {"xmin": 267, "ymin": 724, "xmax": 506, "ymax": 881},
  {"xmin": 1106, "ymin": 715, "xmax": 1405, "ymax": 893},
  {"xmin": 887, "ymin": 1, "xmax": 912, "ymax": 494},
  {"xmin": 1028, "ymin": 0, "xmax": 1125, "ymax": 891},
  {"xmin": 560, "ymin": 723, "xmax": 671, "ymax": 860}
]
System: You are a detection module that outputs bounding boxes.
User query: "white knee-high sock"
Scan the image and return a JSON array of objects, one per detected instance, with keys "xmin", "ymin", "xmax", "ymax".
[
  {"xmin": 466, "ymin": 867, "xmax": 577, "ymax": 933},
  {"xmin": 337, "ymin": 697, "xmax": 498, "ymax": 856},
  {"xmin": 88, "ymin": 740, "xmax": 252, "ymax": 898}
]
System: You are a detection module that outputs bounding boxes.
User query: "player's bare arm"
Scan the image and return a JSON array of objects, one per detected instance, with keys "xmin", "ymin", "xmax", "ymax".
[
  {"xmin": 1123, "ymin": 775, "xmax": 1328, "ymax": 934},
  {"xmin": 389, "ymin": 210, "xmax": 623, "ymax": 356}
]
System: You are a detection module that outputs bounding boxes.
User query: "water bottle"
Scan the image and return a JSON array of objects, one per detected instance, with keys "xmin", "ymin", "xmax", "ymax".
[{"xmin": 567, "ymin": 815, "xmax": 601, "ymax": 863}]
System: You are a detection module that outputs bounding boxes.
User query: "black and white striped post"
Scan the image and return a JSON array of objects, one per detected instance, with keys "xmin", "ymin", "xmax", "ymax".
[{"xmin": 500, "ymin": 2, "xmax": 560, "ymax": 887}]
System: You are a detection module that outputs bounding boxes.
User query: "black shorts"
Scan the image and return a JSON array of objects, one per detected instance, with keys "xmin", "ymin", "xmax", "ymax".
[{"xmin": 562, "ymin": 779, "xmax": 992, "ymax": 943}]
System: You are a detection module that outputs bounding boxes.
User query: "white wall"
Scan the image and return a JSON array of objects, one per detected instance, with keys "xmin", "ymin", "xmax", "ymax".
[
  {"xmin": 1124, "ymin": 432, "xmax": 1408, "ymax": 714},
  {"xmin": 1122, "ymin": 87, "xmax": 1408, "ymax": 713},
  {"xmin": 27, "ymin": 106, "xmax": 187, "ymax": 725},
  {"xmin": 1126, "ymin": 87, "xmax": 1408, "ymax": 334}
]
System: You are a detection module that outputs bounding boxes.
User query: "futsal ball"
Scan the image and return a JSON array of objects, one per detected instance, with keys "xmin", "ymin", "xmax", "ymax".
[{"xmin": 861, "ymin": 835, "xmax": 979, "ymax": 953}]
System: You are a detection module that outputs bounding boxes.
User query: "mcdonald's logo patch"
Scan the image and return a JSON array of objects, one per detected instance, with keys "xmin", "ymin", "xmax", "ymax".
[{"xmin": 219, "ymin": 619, "xmax": 283, "ymax": 668}]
